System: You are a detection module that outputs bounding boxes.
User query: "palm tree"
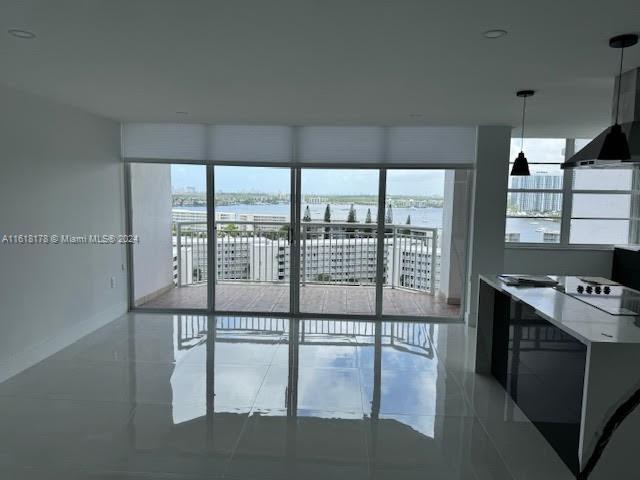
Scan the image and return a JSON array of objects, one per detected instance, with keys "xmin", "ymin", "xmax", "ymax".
[
  {"xmin": 346, "ymin": 204, "xmax": 358, "ymax": 236},
  {"xmin": 323, "ymin": 204, "xmax": 331, "ymax": 222},
  {"xmin": 385, "ymin": 203, "xmax": 393, "ymax": 224},
  {"xmin": 402, "ymin": 215, "xmax": 412, "ymax": 235},
  {"xmin": 347, "ymin": 204, "xmax": 357, "ymax": 223},
  {"xmin": 323, "ymin": 204, "xmax": 331, "ymax": 239},
  {"xmin": 303, "ymin": 205, "xmax": 312, "ymax": 222}
]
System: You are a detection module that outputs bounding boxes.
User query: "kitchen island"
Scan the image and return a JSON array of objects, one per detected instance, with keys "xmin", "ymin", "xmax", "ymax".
[{"xmin": 476, "ymin": 275, "xmax": 640, "ymax": 478}]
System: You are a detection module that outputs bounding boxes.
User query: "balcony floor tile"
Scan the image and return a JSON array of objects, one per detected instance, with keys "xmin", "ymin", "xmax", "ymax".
[{"xmin": 142, "ymin": 284, "xmax": 460, "ymax": 318}]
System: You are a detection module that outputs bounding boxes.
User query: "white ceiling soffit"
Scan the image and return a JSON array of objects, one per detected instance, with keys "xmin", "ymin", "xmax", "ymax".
[
  {"xmin": 122, "ymin": 123, "xmax": 477, "ymax": 164},
  {"xmin": 1, "ymin": 0, "xmax": 640, "ymax": 138}
]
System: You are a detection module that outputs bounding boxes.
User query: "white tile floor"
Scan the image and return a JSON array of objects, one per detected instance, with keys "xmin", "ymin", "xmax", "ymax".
[{"xmin": 0, "ymin": 314, "xmax": 574, "ymax": 479}]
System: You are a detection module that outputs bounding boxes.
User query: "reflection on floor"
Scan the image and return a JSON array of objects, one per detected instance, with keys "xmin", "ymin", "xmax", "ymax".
[
  {"xmin": 0, "ymin": 314, "xmax": 573, "ymax": 479},
  {"xmin": 142, "ymin": 283, "xmax": 461, "ymax": 318}
]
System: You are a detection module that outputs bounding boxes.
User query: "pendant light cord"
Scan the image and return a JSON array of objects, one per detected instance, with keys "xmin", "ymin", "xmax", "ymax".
[
  {"xmin": 615, "ymin": 47, "xmax": 625, "ymax": 125},
  {"xmin": 520, "ymin": 95, "xmax": 527, "ymax": 152}
]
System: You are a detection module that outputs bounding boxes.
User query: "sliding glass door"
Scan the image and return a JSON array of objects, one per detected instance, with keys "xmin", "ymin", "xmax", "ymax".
[
  {"xmin": 213, "ymin": 166, "xmax": 291, "ymax": 313},
  {"xmin": 382, "ymin": 169, "xmax": 467, "ymax": 318},
  {"xmin": 298, "ymin": 169, "xmax": 380, "ymax": 315},
  {"xmin": 128, "ymin": 163, "xmax": 468, "ymax": 320},
  {"xmin": 130, "ymin": 163, "xmax": 209, "ymax": 309}
]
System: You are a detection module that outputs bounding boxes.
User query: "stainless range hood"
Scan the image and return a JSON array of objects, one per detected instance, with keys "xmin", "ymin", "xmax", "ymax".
[{"xmin": 563, "ymin": 67, "xmax": 640, "ymax": 169}]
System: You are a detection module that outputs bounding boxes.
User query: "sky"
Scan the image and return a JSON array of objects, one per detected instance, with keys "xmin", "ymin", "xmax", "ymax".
[
  {"xmin": 170, "ymin": 165, "xmax": 446, "ymax": 196},
  {"xmin": 509, "ymin": 138, "xmax": 565, "ymax": 163}
]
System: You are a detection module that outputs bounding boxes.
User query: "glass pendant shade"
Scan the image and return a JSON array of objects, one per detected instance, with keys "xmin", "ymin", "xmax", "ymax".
[{"xmin": 510, "ymin": 151, "xmax": 530, "ymax": 176}]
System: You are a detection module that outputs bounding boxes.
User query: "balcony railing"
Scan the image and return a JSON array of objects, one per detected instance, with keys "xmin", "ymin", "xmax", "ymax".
[{"xmin": 174, "ymin": 220, "xmax": 439, "ymax": 294}]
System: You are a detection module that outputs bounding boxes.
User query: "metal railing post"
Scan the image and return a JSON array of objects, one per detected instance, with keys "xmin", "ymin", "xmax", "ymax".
[
  {"xmin": 301, "ymin": 225, "xmax": 306, "ymax": 286},
  {"xmin": 391, "ymin": 227, "xmax": 397, "ymax": 288},
  {"xmin": 212, "ymin": 222, "xmax": 218, "ymax": 286},
  {"xmin": 258, "ymin": 228, "xmax": 261, "ymax": 282},
  {"xmin": 176, "ymin": 223, "xmax": 182, "ymax": 287},
  {"xmin": 430, "ymin": 229, "xmax": 438, "ymax": 294}
]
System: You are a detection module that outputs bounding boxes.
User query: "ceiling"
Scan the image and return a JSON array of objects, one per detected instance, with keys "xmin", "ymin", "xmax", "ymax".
[{"xmin": 1, "ymin": 0, "xmax": 639, "ymax": 137}]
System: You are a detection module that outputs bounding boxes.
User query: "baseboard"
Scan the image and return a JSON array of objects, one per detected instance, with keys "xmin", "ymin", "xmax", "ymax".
[
  {"xmin": 0, "ymin": 301, "xmax": 127, "ymax": 383},
  {"xmin": 134, "ymin": 283, "xmax": 174, "ymax": 307}
]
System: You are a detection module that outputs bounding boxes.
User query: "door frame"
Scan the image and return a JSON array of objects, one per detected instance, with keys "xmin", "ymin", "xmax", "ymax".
[{"xmin": 294, "ymin": 166, "xmax": 386, "ymax": 319}]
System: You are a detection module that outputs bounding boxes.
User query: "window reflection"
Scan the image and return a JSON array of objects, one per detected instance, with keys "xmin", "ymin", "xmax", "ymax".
[{"xmin": 127, "ymin": 316, "xmax": 452, "ymax": 473}]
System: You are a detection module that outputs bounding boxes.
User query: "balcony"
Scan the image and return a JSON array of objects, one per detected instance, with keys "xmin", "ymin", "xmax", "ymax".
[{"xmin": 141, "ymin": 221, "xmax": 459, "ymax": 318}]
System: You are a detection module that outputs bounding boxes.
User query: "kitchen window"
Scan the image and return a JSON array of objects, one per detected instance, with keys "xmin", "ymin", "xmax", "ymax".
[
  {"xmin": 506, "ymin": 138, "xmax": 640, "ymax": 246},
  {"xmin": 568, "ymin": 139, "xmax": 639, "ymax": 244},
  {"xmin": 505, "ymin": 138, "xmax": 564, "ymax": 243}
]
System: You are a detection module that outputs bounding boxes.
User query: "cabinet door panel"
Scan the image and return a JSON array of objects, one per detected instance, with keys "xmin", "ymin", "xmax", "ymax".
[{"xmin": 490, "ymin": 293, "xmax": 586, "ymax": 475}]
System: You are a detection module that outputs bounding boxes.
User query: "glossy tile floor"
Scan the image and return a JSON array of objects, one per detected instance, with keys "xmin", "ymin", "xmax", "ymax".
[{"xmin": 0, "ymin": 314, "xmax": 573, "ymax": 479}]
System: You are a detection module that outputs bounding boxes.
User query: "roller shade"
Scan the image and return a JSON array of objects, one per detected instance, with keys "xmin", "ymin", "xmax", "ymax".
[
  {"xmin": 298, "ymin": 126, "xmax": 384, "ymax": 163},
  {"xmin": 122, "ymin": 123, "xmax": 208, "ymax": 160},
  {"xmin": 209, "ymin": 126, "xmax": 292, "ymax": 162},
  {"xmin": 387, "ymin": 127, "xmax": 476, "ymax": 164},
  {"xmin": 122, "ymin": 123, "xmax": 476, "ymax": 165}
]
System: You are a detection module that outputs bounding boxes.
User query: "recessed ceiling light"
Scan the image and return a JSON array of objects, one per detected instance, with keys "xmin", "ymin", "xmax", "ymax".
[
  {"xmin": 483, "ymin": 29, "xmax": 507, "ymax": 39},
  {"xmin": 8, "ymin": 29, "xmax": 36, "ymax": 39}
]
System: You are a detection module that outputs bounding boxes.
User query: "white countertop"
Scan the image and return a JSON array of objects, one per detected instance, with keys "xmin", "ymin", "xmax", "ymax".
[{"xmin": 480, "ymin": 274, "xmax": 640, "ymax": 345}]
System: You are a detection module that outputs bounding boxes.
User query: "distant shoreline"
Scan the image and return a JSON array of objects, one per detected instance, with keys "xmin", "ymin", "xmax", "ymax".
[{"xmin": 172, "ymin": 204, "xmax": 560, "ymax": 242}]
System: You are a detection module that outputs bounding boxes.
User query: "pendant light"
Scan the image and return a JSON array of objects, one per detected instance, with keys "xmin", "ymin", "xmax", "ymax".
[
  {"xmin": 599, "ymin": 34, "xmax": 638, "ymax": 160},
  {"xmin": 510, "ymin": 90, "xmax": 535, "ymax": 176}
]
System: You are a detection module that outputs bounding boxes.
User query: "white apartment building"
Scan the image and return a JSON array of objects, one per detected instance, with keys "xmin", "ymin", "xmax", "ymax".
[
  {"xmin": 509, "ymin": 174, "xmax": 563, "ymax": 213},
  {"xmin": 505, "ymin": 232, "xmax": 521, "ymax": 242},
  {"xmin": 172, "ymin": 209, "xmax": 207, "ymax": 223},
  {"xmin": 304, "ymin": 196, "xmax": 329, "ymax": 204},
  {"xmin": 236, "ymin": 213, "xmax": 289, "ymax": 232},
  {"xmin": 543, "ymin": 231, "xmax": 561, "ymax": 243},
  {"xmin": 393, "ymin": 245, "xmax": 441, "ymax": 291},
  {"xmin": 172, "ymin": 245, "xmax": 193, "ymax": 286},
  {"xmin": 172, "ymin": 210, "xmax": 288, "ymax": 233}
]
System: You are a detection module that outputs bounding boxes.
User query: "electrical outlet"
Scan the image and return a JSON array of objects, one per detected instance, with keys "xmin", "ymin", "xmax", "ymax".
[{"xmin": 110, "ymin": 276, "xmax": 116, "ymax": 289}]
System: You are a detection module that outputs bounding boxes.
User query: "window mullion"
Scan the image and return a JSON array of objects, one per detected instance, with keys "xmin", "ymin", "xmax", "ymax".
[
  {"xmin": 560, "ymin": 139, "xmax": 574, "ymax": 245},
  {"xmin": 630, "ymin": 169, "xmax": 640, "ymax": 244}
]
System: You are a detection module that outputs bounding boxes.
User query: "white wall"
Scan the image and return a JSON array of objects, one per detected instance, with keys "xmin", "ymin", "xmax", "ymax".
[
  {"xmin": 440, "ymin": 170, "xmax": 471, "ymax": 304},
  {"xmin": 130, "ymin": 163, "xmax": 173, "ymax": 304},
  {"xmin": 0, "ymin": 83, "xmax": 126, "ymax": 381},
  {"xmin": 504, "ymin": 247, "xmax": 613, "ymax": 277},
  {"xmin": 466, "ymin": 126, "xmax": 511, "ymax": 326}
]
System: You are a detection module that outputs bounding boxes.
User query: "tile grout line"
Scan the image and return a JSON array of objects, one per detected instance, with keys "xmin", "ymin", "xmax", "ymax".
[{"xmin": 222, "ymin": 334, "xmax": 284, "ymax": 478}]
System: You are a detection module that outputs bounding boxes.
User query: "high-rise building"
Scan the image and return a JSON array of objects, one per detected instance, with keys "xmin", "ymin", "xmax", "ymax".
[{"xmin": 510, "ymin": 173, "xmax": 562, "ymax": 213}]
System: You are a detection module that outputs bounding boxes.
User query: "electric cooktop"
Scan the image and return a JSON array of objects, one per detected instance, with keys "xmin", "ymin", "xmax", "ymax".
[{"xmin": 555, "ymin": 277, "xmax": 640, "ymax": 316}]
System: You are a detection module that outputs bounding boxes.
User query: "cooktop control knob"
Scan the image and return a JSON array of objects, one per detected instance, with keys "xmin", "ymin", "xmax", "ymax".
[
  {"xmin": 577, "ymin": 285, "xmax": 584, "ymax": 293},
  {"xmin": 586, "ymin": 286, "xmax": 593, "ymax": 294},
  {"xmin": 604, "ymin": 286, "xmax": 611, "ymax": 295},
  {"xmin": 595, "ymin": 286, "xmax": 602, "ymax": 294}
]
